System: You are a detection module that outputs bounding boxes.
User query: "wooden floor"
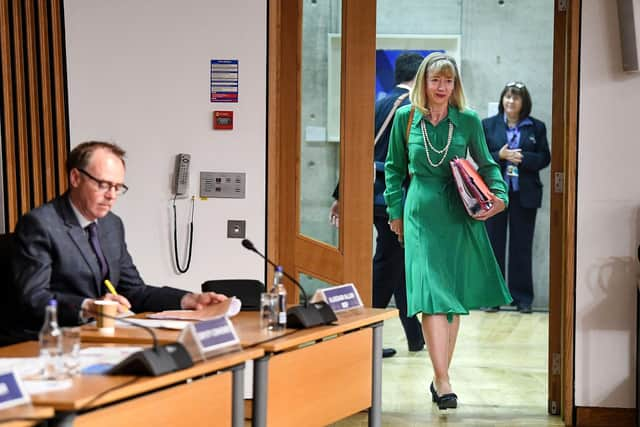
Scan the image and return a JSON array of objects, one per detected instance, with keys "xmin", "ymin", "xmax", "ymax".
[{"xmin": 332, "ymin": 309, "xmax": 564, "ymax": 426}]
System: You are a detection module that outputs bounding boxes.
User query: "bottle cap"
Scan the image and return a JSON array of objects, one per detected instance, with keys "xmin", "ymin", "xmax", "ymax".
[
  {"xmin": 48, "ymin": 299, "xmax": 57, "ymax": 307},
  {"xmin": 276, "ymin": 266, "xmax": 283, "ymax": 273}
]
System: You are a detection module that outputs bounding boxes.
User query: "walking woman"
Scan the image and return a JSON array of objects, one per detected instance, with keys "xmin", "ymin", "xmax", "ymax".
[{"xmin": 384, "ymin": 53, "xmax": 512, "ymax": 410}]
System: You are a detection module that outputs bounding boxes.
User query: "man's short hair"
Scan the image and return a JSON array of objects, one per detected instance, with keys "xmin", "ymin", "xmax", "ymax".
[
  {"xmin": 66, "ymin": 141, "xmax": 126, "ymax": 174},
  {"xmin": 394, "ymin": 52, "xmax": 424, "ymax": 84}
]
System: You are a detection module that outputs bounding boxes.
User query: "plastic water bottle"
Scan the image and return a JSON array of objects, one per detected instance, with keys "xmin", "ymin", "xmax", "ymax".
[
  {"xmin": 39, "ymin": 299, "xmax": 62, "ymax": 379},
  {"xmin": 272, "ymin": 266, "xmax": 287, "ymax": 329}
]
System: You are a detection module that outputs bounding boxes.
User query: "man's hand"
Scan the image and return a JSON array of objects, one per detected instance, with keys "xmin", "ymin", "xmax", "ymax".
[
  {"xmin": 181, "ymin": 292, "xmax": 228, "ymax": 310},
  {"xmin": 81, "ymin": 293, "xmax": 131, "ymax": 319},
  {"xmin": 388, "ymin": 218, "xmax": 403, "ymax": 240},
  {"xmin": 329, "ymin": 199, "xmax": 340, "ymax": 227},
  {"xmin": 498, "ymin": 144, "xmax": 523, "ymax": 164}
]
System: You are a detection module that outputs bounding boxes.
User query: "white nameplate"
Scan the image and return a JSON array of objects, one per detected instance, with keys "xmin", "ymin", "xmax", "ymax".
[
  {"xmin": 179, "ymin": 316, "xmax": 240, "ymax": 360},
  {"xmin": 311, "ymin": 283, "xmax": 363, "ymax": 312},
  {"xmin": 0, "ymin": 370, "xmax": 30, "ymax": 410}
]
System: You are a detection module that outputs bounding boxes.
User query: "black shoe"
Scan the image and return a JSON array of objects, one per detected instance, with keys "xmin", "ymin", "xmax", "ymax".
[
  {"xmin": 382, "ymin": 348, "xmax": 397, "ymax": 358},
  {"xmin": 429, "ymin": 382, "xmax": 438, "ymax": 402},
  {"xmin": 430, "ymin": 382, "xmax": 458, "ymax": 409},
  {"xmin": 437, "ymin": 393, "xmax": 458, "ymax": 410},
  {"xmin": 408, "ymin": 341, "xmax": 425, "ymax": 352},
  {"xmin": 518, "ymin": 305, "xmax": 532, "ymax": 314},
  {"xmin": 483, "ymin": 306, "xmax": 500, "ymax": 313}
]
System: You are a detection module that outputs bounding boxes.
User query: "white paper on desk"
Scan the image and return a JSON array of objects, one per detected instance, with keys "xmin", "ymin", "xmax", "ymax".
[
  {"xmin": 118, "ymin": 318, "xmax": 190, "ymax": 330},
  {"xmin": 23, "ymin": 378, "xmax": 72, "ymax": 394},
  {"xmin": 148, "ymin": 297, "xmax": 242, "ymax": 321}
]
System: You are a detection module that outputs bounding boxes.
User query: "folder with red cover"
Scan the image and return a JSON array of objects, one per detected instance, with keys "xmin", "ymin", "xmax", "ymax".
[{"xmin": 450, "ymin": 157, "xmax": 493, "ymax": 216}]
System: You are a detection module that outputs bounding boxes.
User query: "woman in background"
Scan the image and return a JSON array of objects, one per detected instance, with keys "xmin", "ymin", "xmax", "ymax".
[
  {"xmin": 384, "ymin": 53, "xmax": 511, "ymax": 410},
  {"xmin": 482, "ymin": 81, "xmax": 551, "ymax": 314}
]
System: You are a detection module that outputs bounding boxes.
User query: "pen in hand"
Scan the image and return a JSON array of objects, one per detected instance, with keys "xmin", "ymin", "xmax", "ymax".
[{"xmin": 104, "ymin": 279, "xmax": 134, "ymax": 316}]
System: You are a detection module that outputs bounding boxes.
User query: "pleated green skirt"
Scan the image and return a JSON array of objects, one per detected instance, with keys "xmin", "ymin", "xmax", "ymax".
[{"xmin": 403, "ymin": 174, "xmax": 512, "ymax": 320}]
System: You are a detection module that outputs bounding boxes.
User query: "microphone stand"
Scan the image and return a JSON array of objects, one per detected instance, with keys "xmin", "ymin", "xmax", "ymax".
[
  {"xmin": 83, "ymin": 306, "xmax": 193, "ymax": 376},
  {"xmin": 241, "ymin": 239, "xmax": 337, "ymax": 328}
]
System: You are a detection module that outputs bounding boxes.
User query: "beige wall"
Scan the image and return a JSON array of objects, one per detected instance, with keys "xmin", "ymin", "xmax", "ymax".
[
  {"xmin": 64, "ymin": 0, "xmax": 267, "ymax": 292},
  {"xmin": 576, "ymin": 0, "xmax": 640, "ymax": 408}
]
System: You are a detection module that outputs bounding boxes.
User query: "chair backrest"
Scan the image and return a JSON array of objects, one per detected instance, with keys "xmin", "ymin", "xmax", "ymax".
[
  {"xmin": 201, "ymin": 279, "xmax": 263, "ymax": 311},
  {"xmin": 0, "ymin": 233, "xmax": 28, "ymax": 346}
]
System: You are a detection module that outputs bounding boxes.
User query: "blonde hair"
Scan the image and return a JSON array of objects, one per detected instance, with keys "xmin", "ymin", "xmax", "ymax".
[{"xmin": 410, "ymin": 52, "xmax": 467, "ymax": 115}]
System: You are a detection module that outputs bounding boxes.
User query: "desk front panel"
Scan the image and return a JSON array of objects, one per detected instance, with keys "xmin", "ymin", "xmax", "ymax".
[
  {"xmin": 74, "ymin": 371, "xmax": 232, "ymax": 427},
  {"xmin": 266, "ymin": 328, "xmax": 372, "ymax": 427}
]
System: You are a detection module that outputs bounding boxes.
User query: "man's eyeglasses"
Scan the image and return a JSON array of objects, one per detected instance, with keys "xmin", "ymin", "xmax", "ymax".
[
  {"xmin": 77, "ymin": 168, "xmax": 128, "ymax": 195},
  {"xmin": 506, "ymin": 81, "xmax": 526, "ymax": 89}
]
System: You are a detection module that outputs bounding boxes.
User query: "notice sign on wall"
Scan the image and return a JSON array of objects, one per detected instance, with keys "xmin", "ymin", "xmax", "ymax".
[{"xmin": 210, "ymin": 59, "xmax": 239, "ymax": 102}]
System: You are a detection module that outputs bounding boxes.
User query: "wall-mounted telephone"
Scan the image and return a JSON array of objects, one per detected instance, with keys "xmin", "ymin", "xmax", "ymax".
[{"xmin": 173, "ymin": 153, "xmax": 191, "ymax": 196}]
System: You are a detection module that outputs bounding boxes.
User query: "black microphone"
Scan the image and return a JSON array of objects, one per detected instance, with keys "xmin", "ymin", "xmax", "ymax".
[
  {"xmin": 241, "ymin": 239, "xmax": 337, "ymax": 328},
  {"xmin": 80, "ymin": 304, "xmax": 193, "ymax": 376}
]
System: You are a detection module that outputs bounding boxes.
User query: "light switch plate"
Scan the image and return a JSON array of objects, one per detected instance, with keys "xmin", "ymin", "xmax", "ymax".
[
  {"xmin": 200, "ymin": 172, "xmax": 246, "ymax": 198},
  {"xmin": 227, "ymin": 220, "xmax": 246, "ymax": 239}
]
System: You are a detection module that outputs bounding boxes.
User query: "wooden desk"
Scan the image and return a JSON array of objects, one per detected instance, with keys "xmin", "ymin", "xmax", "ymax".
[
  {"xmin": 0, "ymin": 404, "xmax": 54, "ymax": 426},
  {"xmin": 79, "ymin": 307, "xmax": 397, "ymax": 426},
  {"xmin": 0, "ymin": 342, "xmax": 263, "ymax": 427},
  {"xmin": 248, "ymin": 308, "xmax": 397, "ymax": 427}
]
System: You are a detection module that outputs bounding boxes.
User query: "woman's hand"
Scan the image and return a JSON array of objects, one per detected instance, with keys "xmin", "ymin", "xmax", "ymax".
[
  {"xmin": 473, "ymin": 193, "xmax": 505, "ymax": 221},
  {"xmin": 498, "ymin": 144, "xmax": 523, "ymax": 164}
]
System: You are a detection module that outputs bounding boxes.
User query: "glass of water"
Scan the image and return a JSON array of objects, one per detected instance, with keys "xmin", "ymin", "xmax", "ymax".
[
  {"xmin": 60, "ymin": 327, "xmax": 81, "ymax": 376},
  {"xmin": 260, "ymin": 292, "xmax": 278, "ymax": 330}
]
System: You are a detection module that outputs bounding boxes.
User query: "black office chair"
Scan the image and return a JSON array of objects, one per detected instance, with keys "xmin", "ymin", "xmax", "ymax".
[
  {"xmin": 201, "ymin": 279, "xmax": 264, "ymax": 311},
  {"xmin": 0, "ymin": 233, "xmax": 30, "ymax": 346}
]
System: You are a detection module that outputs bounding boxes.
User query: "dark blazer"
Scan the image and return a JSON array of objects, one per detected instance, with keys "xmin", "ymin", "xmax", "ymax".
[
  {"xmin": 373, "ymin": 86, "xmax": 411, "ymax": 207},
  {"xmin": 482, "ymin": 114, "xmax": 551, "ymax": 208},
  {"xmin": 9, "ymin": 194, "xmax": 187, "ymax": 335}
]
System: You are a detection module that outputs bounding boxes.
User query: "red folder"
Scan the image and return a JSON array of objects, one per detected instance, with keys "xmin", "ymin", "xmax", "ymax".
[{"xmin": 450, "ymin": 157, "xmax": 493, "ymax": 216}]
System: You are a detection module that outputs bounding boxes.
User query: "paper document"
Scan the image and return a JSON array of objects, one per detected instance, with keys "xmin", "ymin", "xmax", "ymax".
[
  {"xmin": 118, "ymin": 318, "xmax": 190, "ymax": 330},
  {"xmin": 148, "ymin": 297, "xmax": 241, "ymax": 321}
]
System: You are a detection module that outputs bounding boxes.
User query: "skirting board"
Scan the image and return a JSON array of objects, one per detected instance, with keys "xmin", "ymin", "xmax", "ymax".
[{"xmin": 575, "ymin": 406, "xmax": 635, "ymax": 426}]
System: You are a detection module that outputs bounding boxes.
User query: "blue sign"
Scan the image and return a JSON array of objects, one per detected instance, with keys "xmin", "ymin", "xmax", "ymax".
[
  {"xmin": 319, "ymin": 284, "xmax": 363, "ymax": 313},
  {"xmin": 375, "ymin": 49, "xmax": 444, "ymax": 102},
  {"xmin": 0, "ymin": 370, "xmax": 30, "ymax": 410},
  {"xmin": 193, "ymin": 316, "xmax": 239, "ymax": 354},
  {"xmin": 210, "ymin": 59, "xmax": 239, "ymax": 103}
]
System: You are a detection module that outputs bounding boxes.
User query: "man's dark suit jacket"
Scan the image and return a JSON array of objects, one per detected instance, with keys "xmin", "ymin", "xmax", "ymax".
[
  {"xmin": 333, "ymin": 85, "xmax": 410, "ymax": 210},
  {"xmin": 482, "ymin": 114, "xmax": 551, "ymax": 208},
  {"xmin": 9, "ymin": 194, "xmax": 187, "ymax": 336}
]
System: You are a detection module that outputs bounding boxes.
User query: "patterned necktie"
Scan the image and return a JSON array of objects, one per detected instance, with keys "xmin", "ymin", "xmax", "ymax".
[{"xmin": 86, "ymin": 222, "xmax": 109, "ymax": 280}]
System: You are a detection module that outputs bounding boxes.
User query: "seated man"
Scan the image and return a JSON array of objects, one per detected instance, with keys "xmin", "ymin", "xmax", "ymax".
[{"xmin": 9, "ymin": 141, "xmax": 227, "ymax": 337}]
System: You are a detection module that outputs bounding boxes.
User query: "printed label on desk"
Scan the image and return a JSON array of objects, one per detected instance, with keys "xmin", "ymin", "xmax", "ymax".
[
  {"xmin": 311, "ymin": 283, "xmax": 363, "ymax": 312},
  {"xmin": 187, "ymin": 316, "xmax": 240, "ymax": 357},
  {"xmin": 0, "ymin": 370, "xmax": 30, "ymax": 410}
]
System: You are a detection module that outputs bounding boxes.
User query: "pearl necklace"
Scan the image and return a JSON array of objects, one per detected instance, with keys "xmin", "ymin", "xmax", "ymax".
[{"xmin": 420, "ymin": 118, "xmax": 454, "ymax": 168}]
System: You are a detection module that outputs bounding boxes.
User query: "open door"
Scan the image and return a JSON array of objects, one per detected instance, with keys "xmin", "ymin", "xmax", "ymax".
[{"xmin": 267, "ymin": 0, "xmax": 376, "ymax": 303}]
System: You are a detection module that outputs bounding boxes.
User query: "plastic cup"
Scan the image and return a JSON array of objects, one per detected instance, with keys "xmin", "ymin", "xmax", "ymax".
[
  {"xmin": 60, "ymin": 327, "xmax": 81, "ymax": 375},
  {"xmin": 260, "ymin": 292, "xmax": 278, "ymax": 330}
]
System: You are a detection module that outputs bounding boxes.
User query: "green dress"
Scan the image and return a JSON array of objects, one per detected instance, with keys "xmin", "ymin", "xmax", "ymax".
[{"xmin": 384, "ymin": 105, "xmax": 512, "ymax": 319}]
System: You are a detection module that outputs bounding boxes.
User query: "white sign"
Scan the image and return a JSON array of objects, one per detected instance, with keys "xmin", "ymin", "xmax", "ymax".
[{"xmin": 0, "ymin": 370, "xmax": 30, "ymax": 410}]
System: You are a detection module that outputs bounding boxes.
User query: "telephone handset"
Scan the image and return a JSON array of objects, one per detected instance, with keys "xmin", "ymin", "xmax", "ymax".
[{"xmin": 173, "ymin": 153, "xmax": 191, "ymax": 196}]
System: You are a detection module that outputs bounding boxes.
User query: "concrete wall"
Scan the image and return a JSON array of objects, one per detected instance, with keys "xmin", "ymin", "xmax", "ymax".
[
  {"xmin": 300, "ymin": 0, "xmax": 554, "ymax": 307},
  {"xmin": 575, "ymin": 0, "xmax": 640, "ymax": 408},
  {"xmin": 64, "ymin": 0, "xmax": 267, "ymax": 293}
]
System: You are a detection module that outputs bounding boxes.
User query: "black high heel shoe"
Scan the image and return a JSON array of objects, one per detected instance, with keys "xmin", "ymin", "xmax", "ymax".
[
  {"xmin": 429, "ymin": 381, "xmax": 458, "ymax": 409},
  {"xmin": 437, "ymin": 392, "xmax": 458, "ymax": 410},
  {"xmin": 429, "ymin": 382, "xmax": 438, "ymax": 402}
]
